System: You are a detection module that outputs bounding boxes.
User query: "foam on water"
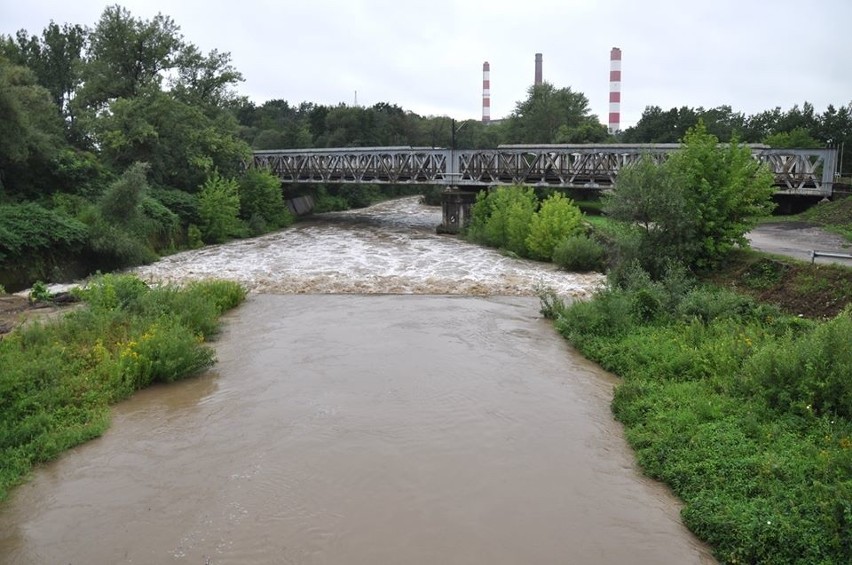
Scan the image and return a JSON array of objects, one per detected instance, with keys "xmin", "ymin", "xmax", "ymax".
[{"xmin": 132, "ymin": 197, "xmax": 605, "ymax": 298}]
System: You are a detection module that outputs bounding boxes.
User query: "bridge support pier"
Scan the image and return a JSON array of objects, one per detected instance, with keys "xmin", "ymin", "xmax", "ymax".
[{"xmin": 437, "ymin": 187, "xmax": 478, "ymax": 234}]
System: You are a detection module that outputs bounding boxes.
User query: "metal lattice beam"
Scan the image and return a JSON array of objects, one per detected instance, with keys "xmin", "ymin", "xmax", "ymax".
[{"xmin": 251, "ymin": 145, "xmax": 838, "ymax": 196}]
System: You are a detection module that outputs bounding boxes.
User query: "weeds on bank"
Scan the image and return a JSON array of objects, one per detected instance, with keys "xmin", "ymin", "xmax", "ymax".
[
  {"xmin": 540, "ymin": 265, "xmax": 851, "ymax": 564},
  {"xmin": 0, "ymin": 274, "xmax": 246, "ymax": 501}
]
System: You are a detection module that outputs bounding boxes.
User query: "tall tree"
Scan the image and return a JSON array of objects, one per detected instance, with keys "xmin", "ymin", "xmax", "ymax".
[
  {"xmin": 78, "ymin": 4, "xmax": 184, "ymax": 109},
  {"xmin": 0, "ymin": 61, "xmax": 65, "ymax": 197},
  {"xmin": 506, "ymin": 82, "xmax": 606, "ymax": 143},
  {"xmin": 605, "ymin": 122, "xmax": 775, "ymax": 274},
  {"xmin": 622, "ymin": 106, "xmax": 698, "ymax": 143},
  {"xmin": 92, "ymin": 90, "xmax": 249, "ymax": 191},
  {"xmin": 171, "ymin": 46, "xmax": 242, "ymax": 108},
  {"xmin": 1, "ymin": 22, "xmax": 86, "ymax": 125}
]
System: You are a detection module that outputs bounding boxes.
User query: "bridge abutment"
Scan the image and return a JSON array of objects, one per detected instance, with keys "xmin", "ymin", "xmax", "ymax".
[{"xmin": 437, "ymin": 188, "xmax": 479, "ymax": 234}]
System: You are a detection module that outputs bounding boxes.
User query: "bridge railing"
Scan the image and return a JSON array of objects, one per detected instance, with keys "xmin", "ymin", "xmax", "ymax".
[
  {"xmin": 251, "ymin": 145, "xmax": 838, "ymax": 195},
  {"xmin": 252, "ymin": 147, "xmax": 452, "ymax": 185}
]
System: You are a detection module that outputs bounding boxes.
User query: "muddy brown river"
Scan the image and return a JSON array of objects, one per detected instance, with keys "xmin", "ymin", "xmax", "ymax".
[{"xmin": 0, "ymin": 199, "xmax": 715, "ymax": 564}]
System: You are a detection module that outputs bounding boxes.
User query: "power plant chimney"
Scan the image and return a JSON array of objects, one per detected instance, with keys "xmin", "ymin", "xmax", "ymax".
[
  {"xmin": 482, "ymin": 61, "xmax": 491, "ymax": 124},
  {"xmin": 534, "ymin": 53, "xmax": 543, "ymax": 86},
  {"xmin": 608, "ymin": 47, "xmax": 621, "ymax": 134}
]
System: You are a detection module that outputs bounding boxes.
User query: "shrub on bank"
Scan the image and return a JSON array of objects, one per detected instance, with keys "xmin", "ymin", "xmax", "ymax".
[
  {"xmin": 0, "ymin": 274, "xmax": 246, "ymax": 501},
  {"xmin": 543, "ymin": 269, "xmax": 852, "ymax": 564},
  {"xmin": 198, "ymin": 172, "xmax": 247, "ymax": 244},
  {"xmin": 526, "ymin": 193, "xmax": 584, "ymax": 260},
  {"xmin": 553, "ymin": 234, "xmax": 606, "ymax": 272},
  {"xmin": 467, "ymin": 186, "xmax": 537, "ymax": 256},
  {"xmin": 238, "ymin": 169, "xmax": 294, "ymax": 235},
  {"xmin": 467, "ymin": 186, "xmax": 588, "ymax": 262}
]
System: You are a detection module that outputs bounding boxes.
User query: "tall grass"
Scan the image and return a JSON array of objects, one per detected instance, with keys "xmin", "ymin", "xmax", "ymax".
[
  {"xmin": 0, "ymin": 274, "xmax": 246, "ymax": 500},
  {"xmin": 543, "ymin": 270, "xmax": 851, "ymax": 564}
]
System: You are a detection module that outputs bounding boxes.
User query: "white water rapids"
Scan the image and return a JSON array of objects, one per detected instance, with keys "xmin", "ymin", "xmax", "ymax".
[{"xmin": 131, "ymin": 197, "xmax": 605, "ymax": 297}]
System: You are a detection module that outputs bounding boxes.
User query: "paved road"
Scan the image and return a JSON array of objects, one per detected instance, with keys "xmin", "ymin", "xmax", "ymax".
[{"xmin": 747, "ymin": 222, "xmax": 852, "ymax": 265}]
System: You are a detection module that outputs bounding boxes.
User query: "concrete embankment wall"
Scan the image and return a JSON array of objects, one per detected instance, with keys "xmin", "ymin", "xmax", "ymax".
[{"xmin": 287, "ymin": 195, "xmax": 315, "ymax": 216}]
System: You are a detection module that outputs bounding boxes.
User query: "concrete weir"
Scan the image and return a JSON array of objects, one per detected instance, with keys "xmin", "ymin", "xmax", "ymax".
[{"xmin": 438, "ymin": 188, "xmax": 479, "ymax": 234}]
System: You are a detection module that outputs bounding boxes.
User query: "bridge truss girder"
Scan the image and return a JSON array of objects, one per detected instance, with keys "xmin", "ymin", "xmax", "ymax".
[{"xmin": 251, "ymin": 145, "xmax": 838, "ymax": 196}]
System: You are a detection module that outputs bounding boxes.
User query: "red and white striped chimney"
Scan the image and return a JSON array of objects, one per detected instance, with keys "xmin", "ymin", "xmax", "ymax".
[
  {"xmin": 534, "ymin": 53, "xmax": 543, "ymax": 86},
  {"xmin": 608, "ymin": 47, "xmax": 621, "ymax": 134},
  {"xmin": 482, "ymin": 61, "xmax": 491, "ymax": 124}
]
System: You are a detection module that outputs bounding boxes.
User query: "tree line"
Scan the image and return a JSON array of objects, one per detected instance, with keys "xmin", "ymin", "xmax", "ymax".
[{"xmin": 1, "ymin": 3, "xmax": 850, "ymax": 290}]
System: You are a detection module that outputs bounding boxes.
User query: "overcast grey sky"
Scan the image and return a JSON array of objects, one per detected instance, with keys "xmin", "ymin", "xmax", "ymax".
[{"xmin": 2, "ymin": 0, "xmax": 850, "ymax": 128}]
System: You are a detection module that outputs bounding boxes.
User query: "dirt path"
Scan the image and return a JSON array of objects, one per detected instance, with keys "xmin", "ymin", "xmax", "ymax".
[
  {"xmin": 747, "ymin": 222, "xmax": 851, "ymax": 265},
  {"xmin": 0, "ymin": 296, "xmax": 79, "ymax": 337}
]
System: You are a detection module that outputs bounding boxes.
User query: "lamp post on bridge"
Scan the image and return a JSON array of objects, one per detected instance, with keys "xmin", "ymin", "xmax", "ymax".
[{"xmin": 449, "ymin": 118, "xmax": 468, "ymax": 186}]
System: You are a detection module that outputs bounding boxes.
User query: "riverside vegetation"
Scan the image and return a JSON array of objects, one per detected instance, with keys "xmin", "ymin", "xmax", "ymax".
[
  {"xmin": 539, "ymin": 269, "xmax": 850, "ymax": 564},
  {"xmin": 472, "ymin": 125, "xmax": 850, "ymax": 564},
  {"xmin": 0, "ymin": 274, "xmax": 246, "ymax": 501},
  {"xmin": 468, "ymin": 124, "xmax": 851, "ymax": 563}
]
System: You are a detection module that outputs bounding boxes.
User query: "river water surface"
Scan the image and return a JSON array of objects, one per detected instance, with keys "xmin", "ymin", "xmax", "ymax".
[{"xmin": 0, "ymin": 198, "xmax": 715, "ymax": 564}]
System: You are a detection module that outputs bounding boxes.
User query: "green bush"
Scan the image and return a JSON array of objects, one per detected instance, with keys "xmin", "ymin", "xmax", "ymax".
[
  {"xmin": 0, "ymin": 274, "xmax": 246, "ymax": 500},
  {"xmin": 553, "ymin": 234, "xmax": 606, "ymax": 272},
  {"xmin": 139, "ymin": 196, "xmax": 180, "ymax": 250},
  {"xmin": 549, "ymin": 266, "xmax": 852, "ymax": 564},
  {"xmin": 312, "ymin": 185, "xmax": 349, "ymax": 212},
  {"xmin": 0, "ymin": 202, "xmax": 88, "ymax": 265},
  {"xmin": 187, "ymin": 224, "xmax": 204, "ymax": 249},
  {"xmin": 535, "ymin": 283, "xmax": 567, "ymax": 320},
  {"xmin": 238, "ymin": 169, "xmax": 294, "ymax": 234},
  {"xmin": 744, "ymin": 307, "xmax": 852, "ymax": 419},
  {"xmin": 74, "ymin": 273, "xmax": 151, "ymax": 311},
  {"xmin": 198, "ymin": 172, "xmax": 247, "ymax": 244},
  {"xmin": 77, "ymin": 164, "xmax": 186, "ymax": 270},
  {"xmin": 98, "ymin": 162, "xmax": 149, "ymax": 225},
  {"xmin": 149, "ymin": 187, "xmax": 201, "ymax": 227},
  {"xmin": 83, "ymin": 211, "xmax": 158, "ymax": 269},
  {"xmin": 603, "ymin": 123, "xmax": 776, "ymax": 276},
  {"xmin": 28, "ymin": 281, "xmax": 51, "ymax": 303},
  {"xmin": 338, "ymin": 184, "xmax": 380, "ymax": 208},
  {"xmin": 467, "ymin": 185, "xmax": 537, "ymax": 256},
  {"xmin": 526, "ymin": 192, "xmax": 584, "ymax": 260},
  {"xmin": 555, "ymin": 286, "xmax": 638, "ymax": 344}
]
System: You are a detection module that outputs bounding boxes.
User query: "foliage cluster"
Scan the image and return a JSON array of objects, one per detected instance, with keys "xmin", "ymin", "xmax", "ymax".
[
  {"xmin": 0, "ymin": 274, "xmax": 246, "ymax": 500},
  {"xmin": 0, "ymin": 202, "xmax": 87, "ymax": 266},
  {"xmin": 603, "ymin": 122, "xmax": 776, "ymax": 276},
  {"xmin": 552, "ymin": 234, "xmax": 607, "ymax": 272},
  {"xmin": 311, "ymin": 183, "xmax": 383, "ymax": 213},
  {"xmin": 238, "ymin": 169, "xmax": 294, "ymax": 235},
  {"xmin": 467, "ymin": 187, "xmax": 584, "ymax": 260},
  {"xmin": 0, "ymin": 5, "xmax": 255, "ymax": 288},
  {"xmin": 620, "ymin": 102, "xmax": 852, "ymax": 177},
  {"xmin": 197, "ymin": 172, "xmax": 246, "ymax": 244},
  {"xmin": 542, "ymin": 266, "xmax": 852, "ymax": 564}
]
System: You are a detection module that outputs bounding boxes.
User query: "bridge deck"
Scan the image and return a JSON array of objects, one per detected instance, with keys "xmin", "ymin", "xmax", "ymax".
[{"xmin": 251, "ymin": 145, "xmax": 838, "ymax": 196}]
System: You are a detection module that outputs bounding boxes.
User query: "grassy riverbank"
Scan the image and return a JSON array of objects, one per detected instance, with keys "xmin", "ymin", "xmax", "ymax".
[
  {"xmin": 542, "ymin": 265, "xmax": 851, "ymax": 564},
  {"xmin": 0, "ymin": 274, "xmax": 246, "ymax": 501}
]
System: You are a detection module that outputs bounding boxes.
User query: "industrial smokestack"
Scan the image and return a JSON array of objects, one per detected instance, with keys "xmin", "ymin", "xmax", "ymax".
[
  {"xmin": 534, "ymin": 53, "xmax": 543, "ymax": 86},
  {"xmin": 482, "ymin": 61, "xmax": 491, "ymax": 124},
  {"xmin": 608, "ymin": 47, "xmax": 621, "ymax": 134}
]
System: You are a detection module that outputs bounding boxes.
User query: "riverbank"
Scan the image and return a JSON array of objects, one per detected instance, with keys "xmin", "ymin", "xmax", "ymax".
[
  {"xmin": 545, "ymin": 268, "xmax": 851, "ymax": 564},
  {"xmin": 0, "ymin": 275, "xmax": 246, "ymax": 501}
]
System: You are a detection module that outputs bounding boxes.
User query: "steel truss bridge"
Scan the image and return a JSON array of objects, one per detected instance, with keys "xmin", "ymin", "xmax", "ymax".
[{"xmin": 252, "ymin": 144, "xmax": 839, "ymax": 197}]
